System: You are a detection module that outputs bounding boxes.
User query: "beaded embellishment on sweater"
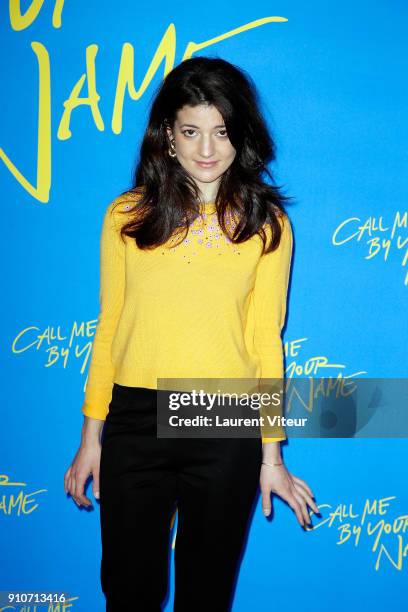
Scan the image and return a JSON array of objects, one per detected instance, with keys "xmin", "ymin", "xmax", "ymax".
[
  {"xmin": 122, "ymin": 203, "xmax": 243, "ymax": 261},
  {"xmin": 165, "ymin": 211, "xmax": 242, "ymax": 261}
]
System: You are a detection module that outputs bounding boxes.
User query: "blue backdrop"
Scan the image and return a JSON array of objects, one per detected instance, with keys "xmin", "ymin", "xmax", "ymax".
[{"xmin": 1, "ymin": 1, "xmax": 407, "ymax": 610}]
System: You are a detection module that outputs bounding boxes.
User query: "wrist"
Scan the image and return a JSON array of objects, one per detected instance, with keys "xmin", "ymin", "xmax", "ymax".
[
  {"xmin": 81, "ymin": 416, "xmax": 104, "ymax": 446},
  {"xmin": 262, "ymin": 440, "xmax": 283, "ymax": 462},
  {"xmin": 262, "ymin": 460, "xmax": 284, "ymax": 467}
]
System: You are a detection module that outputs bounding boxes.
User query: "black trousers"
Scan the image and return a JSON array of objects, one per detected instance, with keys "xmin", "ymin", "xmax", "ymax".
[{"xmin": 99, "ymin": 384, "xmax": 263, "ymax": 612}]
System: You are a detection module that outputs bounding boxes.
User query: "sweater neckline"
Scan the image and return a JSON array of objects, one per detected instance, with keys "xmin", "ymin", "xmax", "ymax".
[{"xmin": 199, "ymin": 200, "xmax": 216, "ymax": 212}]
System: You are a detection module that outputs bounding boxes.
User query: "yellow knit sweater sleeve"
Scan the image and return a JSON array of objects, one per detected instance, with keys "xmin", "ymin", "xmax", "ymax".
[
  {"xmin": 254, "ymin": 214, "xmax": 293, "ymax": 443},
  {"xmin": 81, "ymin": 198, "xmax": 126, "ymax": 420}
]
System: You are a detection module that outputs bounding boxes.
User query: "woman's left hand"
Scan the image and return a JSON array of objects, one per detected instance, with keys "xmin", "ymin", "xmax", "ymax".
[{"xmin": 260, "ymin": 462, "xmax": 319, "ymax": 528}]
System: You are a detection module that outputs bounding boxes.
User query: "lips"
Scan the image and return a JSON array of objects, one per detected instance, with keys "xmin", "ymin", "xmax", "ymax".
[{"xmin": 195, "ymin": 161, "xmax": 218, "ymax": 168}]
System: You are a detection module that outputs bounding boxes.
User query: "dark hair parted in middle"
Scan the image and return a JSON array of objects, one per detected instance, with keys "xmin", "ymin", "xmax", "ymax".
[{"xmin": 115, "ymin": 56, "xmax": 294, "ymax": 254}]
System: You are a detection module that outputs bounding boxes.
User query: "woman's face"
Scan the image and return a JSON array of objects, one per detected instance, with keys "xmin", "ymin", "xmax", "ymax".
[{"xmin": 166, "ymin": 104, "xmax": 236, "ymax": 198}]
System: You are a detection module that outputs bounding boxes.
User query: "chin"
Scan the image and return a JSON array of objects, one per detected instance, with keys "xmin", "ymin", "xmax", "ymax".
[
  {"xmin": 195, "ymin": 174, "xmax": 222, "ymax": 184},
  {"xmin": 195, "ymin": 166, "xmax": 227, "ymax": 179}
]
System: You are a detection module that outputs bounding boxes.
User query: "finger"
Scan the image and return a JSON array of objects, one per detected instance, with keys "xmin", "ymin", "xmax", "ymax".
[
  {"xmin": 293, "ymin": 483, "xmax": 319, "ymax": 516},
  {"xmin": 311, "ymin": 502, "xmax": 320, "ymax": 515},
  {"xmin": 290, "ymin": 477, "xmax": 319, "ymax": 516},
  {"xmin": 287, "ymin": 496, "xmax": 306, "ymax": 527},
  {"xmin": 69, "ymin": 472, "xmax": 81, "ymax": 506},
  {"xmin": 71, "ymin": 472, "xmax": 88, "ymax": 507},
  {"xmin": 66, "ymin": 472, "xmax": 74, "ymax": 498},
  {"xmin": 291, "ymin": 475, "xmax": 316, "ymax": 499},
  {"xmin": 294, "ymin": 491, "xmax": 311, "ymax": 525},
  {"xmin": 305, "ymin": 496, "xmax": 320, "ymax": 516},
  {"xmin": 293, "ymin": 490, "xmax": 311, "ymax": 526},
  {"xmin": 93, "ymin": 465, "xmax": 100, "ymax": 500},
  {"xmin": 64, "ymin": 467, "xmax": 71, "ymax": 493},
  {"xmin": 74, "ymin": 474, "xmax": 92, "ymax": 507},
  {"xmin": 261, "ymin": 489, "xmax": 272, "ymax": 517}
]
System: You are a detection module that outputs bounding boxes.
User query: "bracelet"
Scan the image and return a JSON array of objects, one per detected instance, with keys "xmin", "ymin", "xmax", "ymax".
[{"xmin": 262, "ymin": 461, "xmax": 284, "ymax": 467}]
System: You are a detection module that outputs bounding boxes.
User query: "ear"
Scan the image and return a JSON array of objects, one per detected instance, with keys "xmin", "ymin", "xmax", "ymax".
[
  {"xmin": 163, "ymin": 118, "xmax": 173, "ymax": 140},
  {"xmin": 166, "ymin": 126, "xmax": 173, "ymax": 141}
]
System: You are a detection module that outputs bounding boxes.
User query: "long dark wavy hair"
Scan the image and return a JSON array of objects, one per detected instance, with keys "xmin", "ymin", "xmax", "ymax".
[{"xmin": 115, "ymin": 56, "xmax": 294, "ymax": 253}]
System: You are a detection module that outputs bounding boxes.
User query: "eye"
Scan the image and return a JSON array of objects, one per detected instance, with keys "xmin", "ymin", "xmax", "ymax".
[
  {"xmin": 182, "ymin": 129, "xmax": 196, "ymax": 137},
  {"xmin": 218, "ymin": 129, "xmax": 228, "ymax": 138}
]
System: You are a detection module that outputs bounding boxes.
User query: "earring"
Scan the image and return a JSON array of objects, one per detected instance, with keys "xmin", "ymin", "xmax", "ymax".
[{"xmin": 168, "ymin": 137, "xmax": 177, "ymax": 158}]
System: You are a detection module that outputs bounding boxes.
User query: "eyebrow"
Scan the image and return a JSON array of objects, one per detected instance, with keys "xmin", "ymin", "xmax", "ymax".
[{"xmin": 179, "ymin": 123, "xmax": 226, "ymax": 129}]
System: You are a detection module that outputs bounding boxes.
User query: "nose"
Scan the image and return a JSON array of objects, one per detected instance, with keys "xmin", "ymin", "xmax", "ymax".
[{"xmin": 197, "ymin": 135, "xmax": 216, "ymax": 159}]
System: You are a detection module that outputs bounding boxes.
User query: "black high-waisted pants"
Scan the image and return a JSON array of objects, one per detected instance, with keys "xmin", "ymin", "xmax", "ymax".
[{"xmin": 99, "ymin": 384, "xmax": 263, "ymax": 611}]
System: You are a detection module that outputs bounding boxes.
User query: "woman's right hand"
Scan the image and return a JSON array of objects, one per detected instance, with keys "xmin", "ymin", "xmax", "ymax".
[{"xmin": 64, "ymin": 440, "xmax": 101, "ymax": 508}]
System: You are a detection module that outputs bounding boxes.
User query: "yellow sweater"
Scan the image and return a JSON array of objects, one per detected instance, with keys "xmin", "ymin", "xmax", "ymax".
[{"xmin": 82, "ymin": 194, "xmax": 293, "ymax": 443}]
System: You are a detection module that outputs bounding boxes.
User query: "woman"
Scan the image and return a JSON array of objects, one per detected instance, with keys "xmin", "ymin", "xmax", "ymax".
[{"xmin": 64, "ymin": 56, "xmax": 318, "ymax": 611}]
